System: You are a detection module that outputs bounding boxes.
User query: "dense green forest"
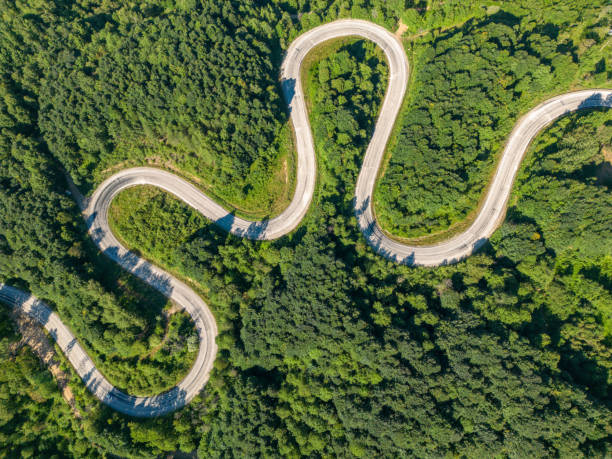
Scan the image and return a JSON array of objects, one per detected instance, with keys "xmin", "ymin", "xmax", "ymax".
[
  {"xmin": 375, "ymin": 1, "xmax": 611, "ymax": 239},
  {"xmin": 0, "ymin": 305, "xmax": 96, "ymax": 457},
  {"xmin": 0, "ymin": 0, "xmax": 611, "ymax": 457},
  {"xmin": 110, "ymin": 73, "xmax": 612, "ymax": 457}
]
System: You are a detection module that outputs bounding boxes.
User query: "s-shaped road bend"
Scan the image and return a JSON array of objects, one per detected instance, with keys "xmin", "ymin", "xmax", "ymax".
[{"xmin": 1, "ymin": 19, "xmax": 610, "ymax": 417}]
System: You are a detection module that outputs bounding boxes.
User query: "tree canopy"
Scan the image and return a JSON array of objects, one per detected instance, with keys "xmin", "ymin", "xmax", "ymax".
[{"xmin": 0, "ymin": 0, "xmax": 610, "ymax": 457}]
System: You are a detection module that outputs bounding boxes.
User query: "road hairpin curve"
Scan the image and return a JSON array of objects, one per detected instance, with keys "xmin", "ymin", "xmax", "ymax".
[{"xmin": 1, "ymin": 19, "xmax": 610, "ymax": 417}]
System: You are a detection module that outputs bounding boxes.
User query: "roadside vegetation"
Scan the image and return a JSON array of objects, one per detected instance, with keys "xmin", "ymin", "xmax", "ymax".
[
  {"xmin": 109, "ymin": 38, "xmax": 611, "ymax": 458},
  {"xmin": 0, "ymin": 0, "xmax": 610, "ymax": 457},
  {"xmin": 375, "ymin": 1, "xmax": 612, "ymax": 239}
]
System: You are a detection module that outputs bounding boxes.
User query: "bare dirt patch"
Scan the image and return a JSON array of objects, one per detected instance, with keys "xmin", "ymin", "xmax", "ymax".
[
  {"xmin": 395, "ymin": 20, "xmax": 409, "ymax": 38},
  {"xmin": 9, "ymin": 310, "xmax": 81, "ymax": 417},
  {"xmin": 281, "ymin": 158, "xmax": 289, "ymax": 184}
]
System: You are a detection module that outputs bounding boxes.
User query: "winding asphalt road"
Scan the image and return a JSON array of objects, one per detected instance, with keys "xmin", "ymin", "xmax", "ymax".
[{"xmin": 1, "ymin": 19, "xmax": 610, "ymax": 416}]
